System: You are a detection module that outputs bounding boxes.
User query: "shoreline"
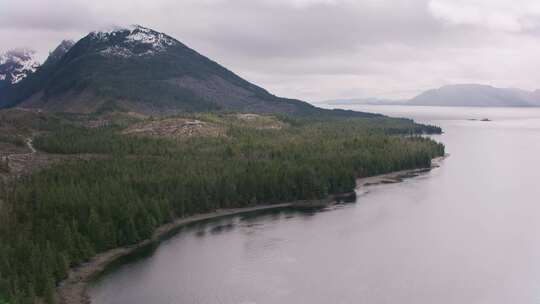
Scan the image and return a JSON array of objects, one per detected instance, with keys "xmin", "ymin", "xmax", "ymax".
[
  {"xmin": 55, "ymin": 203, "xmax": 292, "ymax": 304},
  {"xmin": 55, "ymin": 156, "xmax": 446, "ymax": 304},
  {"xmin": 357, "ymin": 156, "xmax": 446, "ymax": 187}
]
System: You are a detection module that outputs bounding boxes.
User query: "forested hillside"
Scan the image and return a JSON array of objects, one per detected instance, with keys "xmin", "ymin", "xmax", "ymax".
[
  {"xmin": 0, "ymin": 113, "xmax": 444, "ymax": 304},
  {"xmin": 1, "ymin": 26, "xmax": 357, "ymax": 117}
]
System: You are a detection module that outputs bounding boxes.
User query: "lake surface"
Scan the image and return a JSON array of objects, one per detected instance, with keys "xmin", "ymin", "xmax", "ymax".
[{"xmin": 89, "ymin": 106, "xmax": 540, "ymax": 304}]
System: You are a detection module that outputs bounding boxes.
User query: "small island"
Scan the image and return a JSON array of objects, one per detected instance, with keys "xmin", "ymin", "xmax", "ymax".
[{"xmin": 468, "ymin": 118, "xmax": 492, "ymax": 122}]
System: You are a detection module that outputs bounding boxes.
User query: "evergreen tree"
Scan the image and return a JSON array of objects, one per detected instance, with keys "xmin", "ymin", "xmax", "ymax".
[{"xmin": 0, "ymin": 114, "xmax": 444, "ymax": 304}]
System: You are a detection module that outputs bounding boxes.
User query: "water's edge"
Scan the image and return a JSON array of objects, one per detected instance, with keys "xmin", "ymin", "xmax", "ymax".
[
  {"xmin": 56, "ymin": 157, "xmax": 444, "ymax": 304},
  {"xmin": 55, "ymin": 204, "xmax": 292, "ymax": 304}
]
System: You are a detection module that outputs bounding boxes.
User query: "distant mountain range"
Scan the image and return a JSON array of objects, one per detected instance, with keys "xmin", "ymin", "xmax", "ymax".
[
  {"xmin": 324, "ymin": 97, "xmax": 407, "ymax": 106},
  {"xmin": 0, "ymin": 25, "xmax": 369, "ymax": 117},
  {"xmin": 325, "ymin": 84, "xmax": 540, "ymax": 107}
]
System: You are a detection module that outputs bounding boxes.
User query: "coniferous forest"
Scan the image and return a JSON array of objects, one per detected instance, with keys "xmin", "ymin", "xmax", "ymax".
[{"xmin": 0, "ymin": 113, "xmax": 444, "ymax": 304}]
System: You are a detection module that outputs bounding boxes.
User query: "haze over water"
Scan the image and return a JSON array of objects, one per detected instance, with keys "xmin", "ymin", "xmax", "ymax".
[{"xmin": 89, "ymin": 106, "xmax": 540, "ymax": 304}]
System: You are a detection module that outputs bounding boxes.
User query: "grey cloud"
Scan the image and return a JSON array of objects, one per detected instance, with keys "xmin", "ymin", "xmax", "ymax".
[
  {"xmin": 0, "ymin": 0, "xmax": 98, "ymax": 30},
  {"xmin": 1, "ymin": 0, "xmax": 539, "ymax": 101}
]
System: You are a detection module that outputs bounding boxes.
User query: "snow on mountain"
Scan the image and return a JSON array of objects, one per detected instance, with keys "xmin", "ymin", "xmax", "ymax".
[
  {"xmin": 0, "ymin": 49, "xmax": 40, "ymax": 84},
  {"xmin": 125, "ymin": 26, "xmax": 175, "ymax": 49},
  {"xmin": 100, "ymin": 46, "xmax": 135, "ymax": 58},
  {"xmin": 90, "ymin": 25, "xmax": 177, "ymax": 58}
]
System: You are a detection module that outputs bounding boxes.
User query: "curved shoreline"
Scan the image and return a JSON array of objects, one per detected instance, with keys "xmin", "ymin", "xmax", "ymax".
[
  {"xmin": 55, "ymin": 157, "xmax": 445, "ymax": 304},
  {"xmin": 55, "ymin": 203, "xmax": 292, "ymax": 304}
]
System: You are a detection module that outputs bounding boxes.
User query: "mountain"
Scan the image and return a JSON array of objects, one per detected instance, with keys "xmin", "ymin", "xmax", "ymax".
[
  {"xmin": 326, "ymin": 84, "xmax": 540, "ymax": 108},
  {"xmin": 1, "ymin": 25, "xmax": 363, "ymax": 117},
  {"xmin": 44, "ymin": 40, "xmax": 75, "ymax": 66},
  {"xmin": 0, "ymin": 41, "xmax": 74, "ymax": 108},
  {"xmin": 409, "ymin": 84, "xmax": 540, "ymax": 107},
  {"xmin": 0, "ymin": 49, "xmax": 40, "ymax": 87},
  {"xmin": 321, "ymin": 97, "xmax": 406, "ymax": 106}
]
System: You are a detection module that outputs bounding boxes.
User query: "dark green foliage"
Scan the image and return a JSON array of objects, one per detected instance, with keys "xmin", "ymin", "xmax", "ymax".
[
  {"xmin": 0, "ymin": 116, "xmax": 444, "ymax": 303},
  {"xmin": 0, "ymin": 110, "xmax": 64, "ymax": 135},
  {"xmin": 0, "ymin": 135, "xmax": 25, "ymax": 147},
  {"xmin": 0, "ymin": 157, "xmax": 9, "ymax": 173}
]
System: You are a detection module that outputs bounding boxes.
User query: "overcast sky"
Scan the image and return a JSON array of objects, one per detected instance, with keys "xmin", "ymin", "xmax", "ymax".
[{"xmin": 1, "ymin": 0, "xmax": 540, "ymax": 102}]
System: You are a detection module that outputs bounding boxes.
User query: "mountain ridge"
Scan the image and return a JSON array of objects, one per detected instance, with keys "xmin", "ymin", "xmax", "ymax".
[
  {"xmin": 410, "ymin": 84, "xmax": 540, "ymax": 107},
  {"xmin": 0, "ymin": 25, "xmax": 371, "ymax": 118}
]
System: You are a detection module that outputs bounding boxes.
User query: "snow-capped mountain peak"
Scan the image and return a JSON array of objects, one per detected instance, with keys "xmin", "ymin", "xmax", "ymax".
[
  {"xmin": 89, "ymin": 25, "xmax": 177, "ymax": 58},
  {"xmin": 0, "ymin": 48, "xmax": 40, "ymax": 84}
]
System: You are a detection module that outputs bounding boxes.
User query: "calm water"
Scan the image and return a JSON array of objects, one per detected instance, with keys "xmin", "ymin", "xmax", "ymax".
[{"xmin": 89, "ymin": 106, "xmax": 540, "ymax": 304}]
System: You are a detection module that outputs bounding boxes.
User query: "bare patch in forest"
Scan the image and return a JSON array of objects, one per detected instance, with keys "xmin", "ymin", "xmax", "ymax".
[
  {"xmin": 233, "ymin": 113, "xmax": 285, "ymax": 130},
  {"xmin": 122, "ymin": 117, "xmax": 225, "ymax": 139}
]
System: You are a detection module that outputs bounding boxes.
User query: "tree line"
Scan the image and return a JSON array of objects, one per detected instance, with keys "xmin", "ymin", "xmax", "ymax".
[{"xmin": 0, "ymin": 115, "xmax": 444, "ymax": 304}]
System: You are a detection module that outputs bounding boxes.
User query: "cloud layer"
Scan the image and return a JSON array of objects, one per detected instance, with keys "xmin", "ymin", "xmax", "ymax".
[{"xmin": 1, "ymin": 0, "xmax": 539, "ymax": 101}]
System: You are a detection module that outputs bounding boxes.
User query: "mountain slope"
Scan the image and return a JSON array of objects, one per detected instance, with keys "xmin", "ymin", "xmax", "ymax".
[
  {"xmin": 43, "ymin": 40, "xmax": 75, "ymax": 66},
  {"xmin": 2, "ymin": 25, "xmax": 340, "ymax": 116}
]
